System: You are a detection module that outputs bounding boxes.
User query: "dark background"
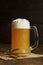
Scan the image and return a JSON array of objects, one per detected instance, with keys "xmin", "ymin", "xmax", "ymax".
[{"xmin": 0, "ymin": 0, "xmax": 43, "ymax": 44}]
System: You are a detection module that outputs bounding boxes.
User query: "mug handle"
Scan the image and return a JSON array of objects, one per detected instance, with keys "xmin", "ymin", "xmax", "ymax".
[{"xmin": 30, "ymin": 26, "xmax": 39, "ymax": 51}]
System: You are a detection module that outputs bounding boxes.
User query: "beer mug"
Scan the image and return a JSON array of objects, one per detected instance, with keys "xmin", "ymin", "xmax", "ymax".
[{"xmin": 11, "ymin": 18, "xmax": 39, "ymax": 57}]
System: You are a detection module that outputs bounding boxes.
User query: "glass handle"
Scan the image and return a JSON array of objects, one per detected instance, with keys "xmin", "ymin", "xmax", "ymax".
[{"xmin": 30, "ymin": 26, "xmax": 39, "ymax": 51}]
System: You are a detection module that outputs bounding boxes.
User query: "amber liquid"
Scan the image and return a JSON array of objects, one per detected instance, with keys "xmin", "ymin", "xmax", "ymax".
[{"xmin": 11, "ymin": 27, "xmax": 30, "ymax": 56}]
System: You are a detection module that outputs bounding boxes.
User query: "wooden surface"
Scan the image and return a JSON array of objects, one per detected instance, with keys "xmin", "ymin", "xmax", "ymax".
[
  {"xmin": 0, "ymin": 58, "xmax": 43, "ymax": 65},
  {"xmin": 0, "ymin": 43, "xmax": 43, "ymax": 65}
]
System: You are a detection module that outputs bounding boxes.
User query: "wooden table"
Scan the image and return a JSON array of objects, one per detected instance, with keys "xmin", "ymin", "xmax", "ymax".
[{"xmin": 0, "ymin": 43, "xmax": 43, "ymax": 65}]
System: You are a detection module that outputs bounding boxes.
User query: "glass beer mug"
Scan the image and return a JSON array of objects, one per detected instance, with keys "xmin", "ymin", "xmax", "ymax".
[{"xmin": 11, "ymin": 18, "xmax": 39, "ymax": 57}]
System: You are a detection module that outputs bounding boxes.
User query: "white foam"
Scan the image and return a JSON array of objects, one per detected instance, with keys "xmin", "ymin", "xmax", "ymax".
[{"xmin": 12, "ymin": 18, "xmax": 30, "ymax": 29}]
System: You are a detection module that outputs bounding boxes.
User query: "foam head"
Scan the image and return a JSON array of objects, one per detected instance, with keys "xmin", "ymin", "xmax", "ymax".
[{"xmin": 12, "ymin": 18, "xmax": 30, "ymax": 29}]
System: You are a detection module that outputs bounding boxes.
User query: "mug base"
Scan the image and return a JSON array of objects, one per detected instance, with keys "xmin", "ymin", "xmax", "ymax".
[{"xmin": 9, "ymin": 51, "xmax": 31, "ymax": 58}]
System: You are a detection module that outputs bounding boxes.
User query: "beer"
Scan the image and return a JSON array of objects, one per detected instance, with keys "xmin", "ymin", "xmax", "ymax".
[
  {"xmin": 11, "ymin": 18, "xmax": 30, "ymax": 56},
  {"xmin": 12, "ymin": 28, "xmax": 30, "ymax": 53}
]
